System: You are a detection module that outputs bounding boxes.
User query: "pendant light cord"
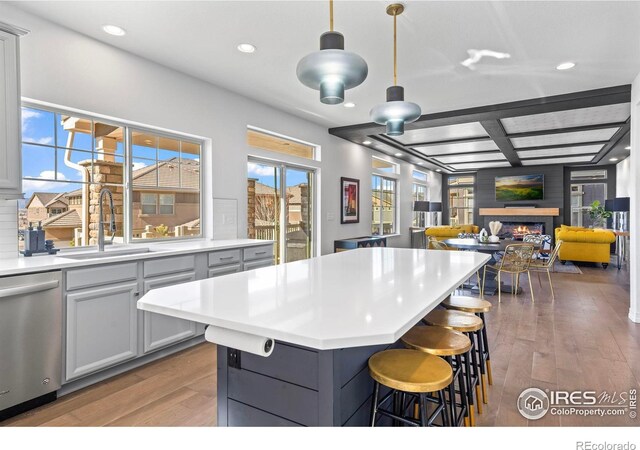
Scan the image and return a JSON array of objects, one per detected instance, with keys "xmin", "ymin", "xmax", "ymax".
[
  {"xmin": 330, "ymin": 0, "xmax": 334, "ymax": 31},
  {"xmin": 393, "ymin": 11, "xmax": 397, "ymax": 86}
]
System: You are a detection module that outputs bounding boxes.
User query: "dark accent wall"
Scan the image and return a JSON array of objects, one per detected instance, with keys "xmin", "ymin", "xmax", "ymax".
[
  {"xmin": 443, "ymin": 165, "xmax": 619, "ymax": 230},
  {"xmin": 474, "ymin": 165, "xmax": 566, "ymax": 230}
]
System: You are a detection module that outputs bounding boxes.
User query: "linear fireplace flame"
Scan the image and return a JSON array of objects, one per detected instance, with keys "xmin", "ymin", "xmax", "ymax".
[{"xmin": 501, "ymin": 222, "xmax": 544, "ymax": 240}]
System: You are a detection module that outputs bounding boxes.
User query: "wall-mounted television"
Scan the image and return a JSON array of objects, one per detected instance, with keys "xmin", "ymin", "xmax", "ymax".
[{"xmin": 495, "ymin": 174, "xmax": 544, "ymax": 201}]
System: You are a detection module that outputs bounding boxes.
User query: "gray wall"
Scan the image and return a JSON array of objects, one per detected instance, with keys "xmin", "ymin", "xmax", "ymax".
[{"xmin": 475, "ymin": 165, "xmax": 566, "ymax": 230}]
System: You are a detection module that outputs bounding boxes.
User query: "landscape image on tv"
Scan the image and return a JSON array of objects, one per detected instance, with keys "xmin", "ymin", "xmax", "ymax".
[{"xmin": 495, "ymin": 174, "xmax": 544, "ymax": 201}]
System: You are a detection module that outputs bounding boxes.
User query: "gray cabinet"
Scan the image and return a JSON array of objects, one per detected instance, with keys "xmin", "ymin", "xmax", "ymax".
[
  {"xmin": 142, "ymin": 271, "xmax": 197, "ymax": 354},
  {"xmin": 65, "ymin": 281, "xmax": 139, "ymax": 381},
  {"xmin": 208, "ymin": 263, "xmax": 242, "ymax": 278},
  {"xmin": 0, "ymin": 23, "xmax": 27, "ymax": 199},
  {"xmin": 244, "ymin": 258, "xmax": 274, "ymax": 271}
]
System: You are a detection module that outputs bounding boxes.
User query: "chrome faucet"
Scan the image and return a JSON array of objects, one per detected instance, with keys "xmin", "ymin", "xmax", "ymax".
[{"xmin": 98, "ymin": 188, "xmax": 116, "ymax": 252}]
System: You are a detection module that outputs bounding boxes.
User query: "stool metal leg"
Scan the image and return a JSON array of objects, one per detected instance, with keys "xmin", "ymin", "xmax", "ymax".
[
  {"xmin": 370, "ymin": 381, "xmax": 380, "ymax": 427},
  {"xmin": 467, "ymin": 331, "xmax": 483, "ymax": 415},
  {"xmin": 479, "ymin": 312, "xmax": 493, "ymax": 386},
  {"xmin": 455, "ymin": 354, "xmax": 470, "ymax": 426},
  {"xmin": 445, "ymin": 356, "xmax": 457, "ymax": 426},
  {"xmin": 463, "ymin": 350, "xmax": 476, "ymax": 426},
  {"xmin": 475, "ymin": 329, "xmax": 488, "ymax": 405},
  {"xmin": 419, "ymin": 394, "xmax": 428, "ymax": 427}
]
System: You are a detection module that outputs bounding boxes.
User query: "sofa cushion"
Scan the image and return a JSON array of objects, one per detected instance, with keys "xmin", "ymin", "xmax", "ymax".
[{"xmin": 556, "ymin": 229, "xmax": 615, "ymax": 244}]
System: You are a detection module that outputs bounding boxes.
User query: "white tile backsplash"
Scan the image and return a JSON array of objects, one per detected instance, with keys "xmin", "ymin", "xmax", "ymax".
[{"xmin": 0, "ymin": 200, "xmax": 18, "ymax": 258}]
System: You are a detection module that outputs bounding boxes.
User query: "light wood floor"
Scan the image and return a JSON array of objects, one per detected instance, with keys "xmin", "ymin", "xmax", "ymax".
[{"xmin": 3, "ymin": 259, "xmax": 637, "ymax": 427}]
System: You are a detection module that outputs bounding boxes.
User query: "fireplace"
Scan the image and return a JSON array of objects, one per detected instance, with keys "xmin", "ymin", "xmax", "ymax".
[{"xmin": 500, "ymin": 222, "xmax": 545, "ymax": 240}]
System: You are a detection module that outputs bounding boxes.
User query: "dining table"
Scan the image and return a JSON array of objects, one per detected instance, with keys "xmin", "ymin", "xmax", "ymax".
[{"xmin": 443, "ymin": 238, "xmax": 522, "ymax": 295}]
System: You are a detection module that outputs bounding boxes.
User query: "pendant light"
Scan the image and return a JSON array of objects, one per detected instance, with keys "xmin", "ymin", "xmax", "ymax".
[
  {"xmin": 296, "ymin": 0, "xmax": 368, "ymax": 105},
  {"xmin": 370, "ymin": 4, "xmax": 421, "ymax": 136}
]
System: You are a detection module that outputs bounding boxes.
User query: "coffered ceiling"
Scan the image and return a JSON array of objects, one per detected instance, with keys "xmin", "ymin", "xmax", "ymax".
[{"xmin": 329, "ymin": 85, "xmax": 631, "ymax": 173}]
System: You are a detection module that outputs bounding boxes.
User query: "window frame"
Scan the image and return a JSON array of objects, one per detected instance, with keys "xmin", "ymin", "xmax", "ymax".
[
  {"xmin": 372, "ymin": 174, "xmax": 398, "ymax": 236},
  {"xmin": 21, "ymin": 100, "xmax": 205, "ymax": 246}
]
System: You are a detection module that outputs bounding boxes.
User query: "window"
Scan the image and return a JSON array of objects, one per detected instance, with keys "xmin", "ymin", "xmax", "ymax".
[
  {"xmin": 412, "ymin": 171, "xmax": 429, "ymax": 226},
  {"xmin": 19, "ymin": 105, "xmax": 202, "ymax": 249},
  {"xmin": 372, "ymin": 175, "xmax": 396, "ymax": 235},
  {"xmin": 248, "ymin": 129, "xmax": 316, "ymax": 160},
  {"xmin": 448, "ymin": 175, "xmax": 474, "ymax": 226},
  {"xmin": 372, "ymin": 157, "xmax": 398, "ymax": 174}
]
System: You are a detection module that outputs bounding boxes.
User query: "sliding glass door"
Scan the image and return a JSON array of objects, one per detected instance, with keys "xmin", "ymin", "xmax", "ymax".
[{"xmin": 247, "ymin": 160, "xmax": 314, "ymax": 264}]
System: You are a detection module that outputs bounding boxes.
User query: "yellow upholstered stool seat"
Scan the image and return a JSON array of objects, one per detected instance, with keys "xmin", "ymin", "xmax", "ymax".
[
  {"xmin": 402, "ymin": 326, "xmax": 471, "ymax": 356},
  {"xmin": 442, "ymin": 296, "xmax": 492, "ymax": 314},
  {"xmin": 423, "ymin": 309, "xmax": 483, "ymax": 333},
  {"xmin": 368, "ymin": 349, "xmax": 453, "ymax": 393}
]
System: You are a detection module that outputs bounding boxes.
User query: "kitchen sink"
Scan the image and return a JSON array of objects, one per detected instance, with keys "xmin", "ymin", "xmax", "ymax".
[{"xmin": 57, "ymin": 247, "xmax": 154, "ymax": 260}]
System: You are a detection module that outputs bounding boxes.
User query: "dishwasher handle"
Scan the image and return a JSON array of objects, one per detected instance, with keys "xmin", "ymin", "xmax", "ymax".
[{"xmin": 0, "ymin": 280, "xmax": 60, "ymax": 299}]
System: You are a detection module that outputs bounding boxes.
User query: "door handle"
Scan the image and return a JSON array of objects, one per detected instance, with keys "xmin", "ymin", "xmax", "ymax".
[{"xmin": 0, "ymin": 280, "xmax": 59, "ymax": 299}]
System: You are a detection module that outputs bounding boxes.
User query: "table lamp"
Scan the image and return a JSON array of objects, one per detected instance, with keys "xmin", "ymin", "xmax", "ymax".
[
  {"xmin": 413, "ymin": 201, "xmax": 430, "ymax": 228},
  {"xmin": 429, "ymin": 202, "xmax": 442, "ymax": 227}
]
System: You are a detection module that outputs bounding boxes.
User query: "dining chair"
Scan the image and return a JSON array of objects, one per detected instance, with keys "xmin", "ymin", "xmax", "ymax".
[
  {"xmin": 522, "ymin": 234, "xmax": 544, "ymax": 259},
  {"xmin": 428, "ymin": 237, "xmax": 481, "ymax": 294},
  {"xmin": 528, "ymin": 240, "xmax": 563, "ymax": 300},
  {"xmin": 481, "ymin": 243, "xmax": 536, "ymax": 303}
]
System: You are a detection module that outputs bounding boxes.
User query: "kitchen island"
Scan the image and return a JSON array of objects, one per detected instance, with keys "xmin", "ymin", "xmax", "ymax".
[{"xmin": 138, "ymin": 247, "xmax": 490, "ymax": 426}]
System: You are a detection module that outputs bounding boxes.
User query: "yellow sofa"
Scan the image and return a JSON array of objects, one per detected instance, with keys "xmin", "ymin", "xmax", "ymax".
[
  {"xmin": 554, "ymin": 225, "xmax": 615, "ymax": 268},
  {"xmin": 426, "ymin": 225, "xmax": 479, "ymax": 248}
]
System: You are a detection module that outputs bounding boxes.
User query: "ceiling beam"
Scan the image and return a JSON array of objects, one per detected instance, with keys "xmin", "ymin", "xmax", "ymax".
[
  {"xmin": 480, "ymin": 120, "xmax": 521, "ymax": 166},
  {"xmin": 390, "ymin": 136, "xmax": 492, "ymax": 148},
  {"xmin": 328, "ymin": 84, "xmax": 631, "ymax": 138},
  {"xmin": 515, "ymin": 141, "xmax": 610, "ymax": 152},
  {"xmin": 591, "ymin": 118, "xmax": 631, "ymax": 163}
]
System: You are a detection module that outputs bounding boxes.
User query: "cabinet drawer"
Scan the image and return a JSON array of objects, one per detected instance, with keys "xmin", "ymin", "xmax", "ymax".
[
  {"xmin": 66, "ymin": 263, "xmax": 138, "ymax": 291},
  {"xmin": 243, "ymin": 245, "xmax": 274, "ymax": 262},
  {"xmin": 208, "ymin": 264, "xmax": 242, "ymax": 278},
  {"xmin": 208, "ymin": 249, "xmax": 241, "ymax": 267},
  {"xmin": 143, "ymin": 255, "xmax": 195, "ymax": 278},
  {"xmin": 244, "ymin": 259, "xmax": 274, "ymax": 271}
]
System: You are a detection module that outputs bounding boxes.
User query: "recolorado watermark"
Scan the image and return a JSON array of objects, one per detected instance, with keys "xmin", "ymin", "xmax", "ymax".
[
  {"xmin": 517, "ymin": 387, "xmax": 637, "ymax": 420},
  {"xmin": 576, "ymin": 442, "xmax": 636, "ymax": 450}
]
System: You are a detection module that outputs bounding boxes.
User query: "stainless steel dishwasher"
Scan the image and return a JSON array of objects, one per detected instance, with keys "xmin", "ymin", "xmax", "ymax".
[{"xmin": 0, "ymin": 271, "xmax": 62, "ymax": 416}]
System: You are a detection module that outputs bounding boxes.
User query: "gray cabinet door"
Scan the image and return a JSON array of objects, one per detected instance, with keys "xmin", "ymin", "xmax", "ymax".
[
  {"xmin": 243, "ymin": 258, "xmax": 274, "ymax": 271},
  {"xmin": 66, "ymin": 282, "xmax": 139, "ymax": 381},
  {"xmin": 142, "ymin": 271, "xmax": 197, "ymax": 354},
  {"xmin": 207, "ymin": 263, "xmax": 242, "ymax": 278},
  {"xmin": 0, "ymin": 27, "xmax": 23, "ymax": 199}
]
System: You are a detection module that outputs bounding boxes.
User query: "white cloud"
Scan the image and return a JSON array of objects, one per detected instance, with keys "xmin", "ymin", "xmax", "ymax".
[
  {"xmin": 132, "ymin": 161, "xmax": 147, "ymax": 171},
  {"xmin": 28, "ymin": 137, "xmax": 53, "ymax": 145},
  {"xmin": 247, "ymin": 162, "xmax": 276, "ymax": 177},
  {"xmin": 23, "ymin": 171, "xmax": 68, "ymax": 194}
]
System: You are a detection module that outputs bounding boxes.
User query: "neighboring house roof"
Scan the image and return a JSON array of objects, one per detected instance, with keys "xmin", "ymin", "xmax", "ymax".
[
  {"xmin": 179, "ymin": 218, "xmax": 200, "ymax": 228},
  {"xmin": 41, "ymin": 209, "xmax": 82, "ymax": 228},
  {"xmin": 25, "ymin": 192, "xmax": 60, "ymax": 209},
  {"xmin": 64, "ymin": 189, "xmax": 83, "ymax": 198},
  {"xmin": 44, "ymin": 192, "xmax": 69, "ymax": 208},
  {"xmin": 133, "ymin": 158, "xmax": 199, "ymax": 189},
  {"xmin": 254, "ymin": 181, "xmax": 277, "ymax": 196}
]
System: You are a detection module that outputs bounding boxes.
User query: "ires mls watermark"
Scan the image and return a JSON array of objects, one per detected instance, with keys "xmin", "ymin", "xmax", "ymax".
[{"xmin": 517, "ymin": 387, "xmax": 637, "ymax": 420}]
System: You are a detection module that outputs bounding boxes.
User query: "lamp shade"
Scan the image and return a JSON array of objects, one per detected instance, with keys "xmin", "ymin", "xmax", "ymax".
[
  {"xmin": 413, "ymin": 201, "xmax": 430, "ymax": 212},
  {"xmin": 370, "ymin": 86, "xmax": 421, "ymax": 136},
  {"xmin": 613, "ymin": 197, "xmax": 630, "ymax": 212},
  {"xmin": 429, "ymin": 202, "xmax": 442, "ymax": 212},
  {"xmin": 296, "ymin": 32, "xmax": 368, "ymax": 105},
  {"xmin": 605, "ymin": 199, "xmax": 614, "ymax": 212}
]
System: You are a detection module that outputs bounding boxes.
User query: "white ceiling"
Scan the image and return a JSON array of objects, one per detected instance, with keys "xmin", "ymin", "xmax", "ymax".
[{"xmin": 11, "ymin": 1, "xmax": 640, "ymax": 129}]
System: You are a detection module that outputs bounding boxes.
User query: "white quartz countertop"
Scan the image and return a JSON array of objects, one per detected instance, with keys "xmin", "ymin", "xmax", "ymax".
[
  {"xmin": 0, "ymin": 239, "xmax": 272, "ymax": 277},
  {"xmin": 138, "ymin": 247, "xmax": 490, "ymax": 350}
]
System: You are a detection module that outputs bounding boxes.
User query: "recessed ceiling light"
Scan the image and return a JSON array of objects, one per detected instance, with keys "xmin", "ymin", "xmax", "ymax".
[
  {"xmin": 343, "ymin": 102, "xmax": 356, "ymax": 108},
  {"xmin": 436, "ymin": 169, "xmax": 442, "ymax": 172},
  {"xmin": 625, "ymin": 146, "xmax": 631, "ymax": 150},
  {"xmin": 395, "ymin": 153, "xmax": 402, "ymax": 157},
  {"xmin": 237, "ymin": 43, "xmax": 256, "ymax": 53},
  {"xmin": 417, "ymin": 162, "xmax": 424, "ymax": 166},
  {"xmin": 609, "ymin": 157, "xmax": 619, "ymax": 162},
  {"xmin": 362, "ymin": 140, "xmax": 372, "ymax": 145},
  {"xmin": 102, "ymin": 24, "xmax": 126, "ymax": 36},
  {"xmin": 556, "ymin": 62, "xmax": 576, "ymax": 71}
]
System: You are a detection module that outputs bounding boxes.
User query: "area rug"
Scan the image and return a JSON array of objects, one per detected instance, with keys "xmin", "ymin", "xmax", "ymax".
[{"xmin": 552, "ymin": 261, "xmax": 582, "ymax": 274}]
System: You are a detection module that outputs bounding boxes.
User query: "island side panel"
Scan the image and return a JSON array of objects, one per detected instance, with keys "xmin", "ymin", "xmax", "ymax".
[{"xmin": 217, "ymin": 341, "xmax": 397, "ymax": 426}]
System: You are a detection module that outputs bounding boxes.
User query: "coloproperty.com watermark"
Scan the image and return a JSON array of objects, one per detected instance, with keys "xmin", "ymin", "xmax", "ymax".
[{"xmin": 517, "ymin": 387, "xmax": 637, "ymax": 420}]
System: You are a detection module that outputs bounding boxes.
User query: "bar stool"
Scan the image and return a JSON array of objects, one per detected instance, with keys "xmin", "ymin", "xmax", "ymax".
[
  {"xmin": 422, "ymin": 309, "xmax": 485, "ymax": 416},
  {"xmin": 401, "ymin": 325, "xmax": 472, "ymax": 427},
  {"xmin": 442, "ymin": 295, "xmax": 493, "ymax": 393},
  {"xmin": 368, "ymin": 349, "xmax": 453, "ymax": 427}
]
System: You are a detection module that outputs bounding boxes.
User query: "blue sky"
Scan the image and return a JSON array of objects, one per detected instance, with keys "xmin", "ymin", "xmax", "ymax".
[{"xmin": 247, "ymin": 161, "xmax": 310, "ymax": 188}]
